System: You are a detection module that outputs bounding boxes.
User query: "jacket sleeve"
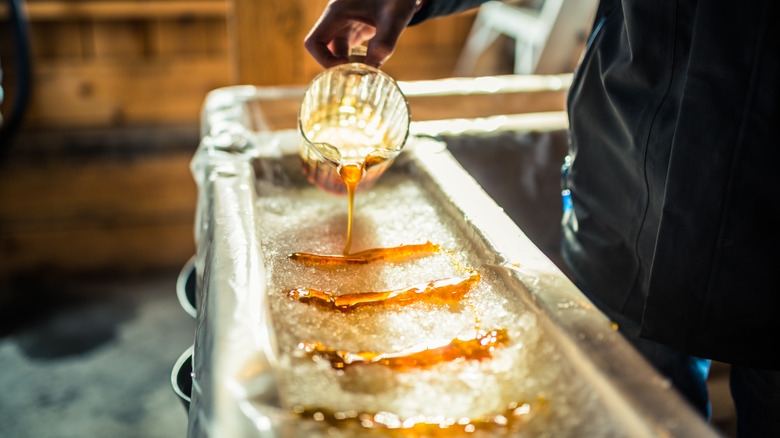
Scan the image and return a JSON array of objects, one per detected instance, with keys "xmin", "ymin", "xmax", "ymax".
[{"xmin": 409, "ymin": 0, "xmax": 491, "ymax": 25}]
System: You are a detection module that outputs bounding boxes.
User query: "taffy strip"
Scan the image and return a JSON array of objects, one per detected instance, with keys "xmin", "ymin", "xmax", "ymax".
[
  {"xmin": 289, "ymin": 241, "xmax": 440, "ymax": 266},
  {"xmin": 286, "ymin": 271, "xmax": 480, "ymax": 313},
  {"xmin": 293, "ymin": 397, "xmax": 546, "ymax": 435},
  {"xmin": 299, "ymin": 328, "xmax": 508, "ymax": 371}
]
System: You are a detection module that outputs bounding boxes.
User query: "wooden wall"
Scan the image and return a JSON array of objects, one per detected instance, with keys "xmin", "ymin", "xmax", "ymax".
[
  {"xmin": 228, "ymin": 0, "xmax": 478, "ymax": 86},
  {"xmin": 2, "ymin": 0, "xmax": 232, "ymax": 129},
  {"xmin": 0, "ymin": 0, "xmax": 487, "ymax": 278},
  {"xmin": 0, "ymin": 141, "xmax": 199, "ymax": 276},
  {"xmin": 1, "ymin": 1, "xmax": 233, "ymax": 278},
  {"xmin": 1, "ymin": 0, "xmax": 479, "ymax": 130}
]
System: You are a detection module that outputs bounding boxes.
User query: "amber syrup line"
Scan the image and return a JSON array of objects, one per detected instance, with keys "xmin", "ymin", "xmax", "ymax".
[
  {"xmin": 344, "ymin": 174, "xmax": 356, "ymax": 255},
  {"xmin": 286, "ymin": 271, "xmax": 480, "ymax": 313},
  {"xmin": 293, "ymin": 396, "xmax": 547, "ymax": 435},
  {"xmin": 339, "ymin": 162, "xmax": 363, "ymax": 255},
  {"xmin": 289, "ymin": 150, "xmax": 525, "ymax": 432},
  {"xmin": 289, "ymin": 241, "xmax": 441, "ymax": 265},
  {"xmin": 299, "ymin": 328, "xmax": 509, "ymax": 371},
  {"xmin": 287, "ymin": 242, "xmax": 484, "ymax": 329}
]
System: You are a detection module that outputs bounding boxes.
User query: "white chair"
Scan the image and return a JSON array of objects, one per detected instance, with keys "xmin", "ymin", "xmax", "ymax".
[{"xmin": 454, "ymin": 0, "xmax": 598, "ymax": 76}]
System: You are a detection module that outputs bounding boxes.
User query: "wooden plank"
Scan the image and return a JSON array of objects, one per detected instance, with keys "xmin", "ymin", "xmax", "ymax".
[
  {"xmin": 2, "ymin": 1, "xmax": 228, "ymax": 21},
  {"xmin": 229, "ymin": 2, "xmax": 476, "ymax": 85},
  {"xmin": 24, "ymin": 9, "xmax": 228, "ymax": 59},
  {"xmin": 150, "ymin": 17, "xmax": 227, "ymax": 56},
  {"xmin": 92, "ymin": 20, "xmax": 152, "ymax": 60},
  {"xmin": 1, "ymin": 222, "xmax": 197, "ymax": 275},
  {"xmin": 10, "ymin": 0, "xmax": 480, "ymax": 128},
  {"xmin": 228, "ymin": 0, "xmax": 326, "ymax": 86},
  {"xmin": 0, "ymin": 152, "xmax": 197, "ymax": 276},
  {"xmin": 0, "ymin": 156, "xmax": 196, "ymax": 223},
  {"xmin": 23, "ymin": 56, "xmax": 230, "ymax": 127},
  {"xmin": 28, "ymin": 21, "xmax": 85, "ymax": 60},
  {"xmin": 63, "ymin": 16, "xmax": 227, "ymax": 60},
  {"xmin": 6, "ymin": 1, "xmax": 232, "ymax": 129}
]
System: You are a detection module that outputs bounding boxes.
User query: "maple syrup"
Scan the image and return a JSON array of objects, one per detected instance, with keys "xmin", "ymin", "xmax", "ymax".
[
  {"xmin": 286, "ymin": 271, "xmax": 480, "ymax": 313},
  {"xmin": 299, "ymin": 328, "xmax": 508, "ymax": 371},
  {"xmin": 289, "ymin": 241, "xmax": 441, "ymax": 266},
  {"xmin": 299, "ymin": 148, "xmax": 399, "ymax": 254},
  {"xmin": 289, "ymin": 66, "xmax": 542, "ymax": 434},
  {"xmin": 298, "ymin": 143, "xmax": 398, "ymax": 196},
  {"xmin": 293, "ymin": 396, "xmax": 548, "ymax": 435},
  {"xmin": 339, "ymin": 162, "xmax": 362, "ymax": 254}
]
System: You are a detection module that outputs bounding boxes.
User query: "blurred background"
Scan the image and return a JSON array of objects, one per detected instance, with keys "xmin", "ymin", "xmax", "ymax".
[
  {"xmin": 0, "ymin": 1, "xmax": 735, "ymax": 437},
  {"xmin": 1, "ymin": 0, "xmax": 573, "ymax": 279}
]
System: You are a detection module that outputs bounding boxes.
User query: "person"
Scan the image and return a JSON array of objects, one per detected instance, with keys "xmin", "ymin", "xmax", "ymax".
[{"xmin": 304, "ymin": 0, "xmax": 780, "ymax": 436}]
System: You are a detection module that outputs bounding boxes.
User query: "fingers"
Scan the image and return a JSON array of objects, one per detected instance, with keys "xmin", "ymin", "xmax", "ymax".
[
  {"xmin": 328, "ymin": 36, "xmax": 350, "ymax": 61},
  {"xmin": 305, "ymin": 1, "xmax": 359, "ymax": 68},
  {"xmin": 305, "ymin": 0, "xmax": 417, "ymax": 69},
  {"xmin": 304, "ymin": 13, "xmax": 351, "ymax": 68}
]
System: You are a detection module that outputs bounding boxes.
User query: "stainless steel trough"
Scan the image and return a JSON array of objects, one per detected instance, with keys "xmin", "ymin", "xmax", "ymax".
[{"xmin": 186, "ymin": 81, "xmax": 718, "ymax": 438}]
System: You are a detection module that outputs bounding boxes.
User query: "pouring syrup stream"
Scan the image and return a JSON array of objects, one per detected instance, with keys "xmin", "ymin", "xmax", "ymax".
[{"xmin": 338, "ymin": 161, "xmax": 363, "ymax": 255}]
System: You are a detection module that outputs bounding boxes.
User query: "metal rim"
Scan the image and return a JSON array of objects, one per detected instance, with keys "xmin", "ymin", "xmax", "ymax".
[
  {"xmin": 171, "ymin": 345, "xmax": 194, "ymax": 404},
  {"xmin": 176, "ymin": 255, "xmax": 197, "ymax": 318}
]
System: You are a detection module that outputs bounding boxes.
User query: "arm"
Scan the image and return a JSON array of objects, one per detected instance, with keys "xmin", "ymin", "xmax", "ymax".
[{"xmin": 305, "ymin": 0, "xmax": 489, "ymax": 68}]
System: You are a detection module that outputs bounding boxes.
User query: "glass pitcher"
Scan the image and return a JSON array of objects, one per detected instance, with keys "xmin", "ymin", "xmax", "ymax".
[{"xmin": 298, "ymin": 62, "xmax": 411, "ymax": 195}]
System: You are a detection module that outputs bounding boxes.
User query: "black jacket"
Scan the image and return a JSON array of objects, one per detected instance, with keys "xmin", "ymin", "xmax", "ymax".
[
  {"xmin": 416, "ymin": 0, "xmax": 780, "ymax": 369},
  {"xmin": 564, "ymin": 0, "xmax": 779, "ymax": 369}
]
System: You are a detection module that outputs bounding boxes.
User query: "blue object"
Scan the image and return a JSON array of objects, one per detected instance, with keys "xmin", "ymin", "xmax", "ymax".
[{"xmin": 561, "ymin": 155, "xmax": 572, "ymax": 213}]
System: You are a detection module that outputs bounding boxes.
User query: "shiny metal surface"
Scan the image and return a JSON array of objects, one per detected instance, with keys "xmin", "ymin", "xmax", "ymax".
[{"xmin": 188, "ymin": 83, "xmax": 719, "ymax": 437}]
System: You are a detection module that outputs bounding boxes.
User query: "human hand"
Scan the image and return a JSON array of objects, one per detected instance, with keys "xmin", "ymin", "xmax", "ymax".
[{"xmin": 304, "ymin": 0, "xmax": 421, "ymax": 68}]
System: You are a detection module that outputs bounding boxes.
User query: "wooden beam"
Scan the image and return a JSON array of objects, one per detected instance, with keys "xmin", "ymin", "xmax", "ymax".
[
  {"xmin": 24, "ymin": 57, "xmax": 230, "ymax": 128},
  {"xmin": 1, "ymin": 1, "xmax": 229, "ymax": 21},
  {"xmin": 0, "ymin": 151, "xmax": 197, "ymax": 277},
  {"xmin": 227, "ymin": 0, "xmax": 325, "ymax": 86},
  {"xmin": 225, "ymin": 1, "xmax": 477, "ymax": 86}
]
